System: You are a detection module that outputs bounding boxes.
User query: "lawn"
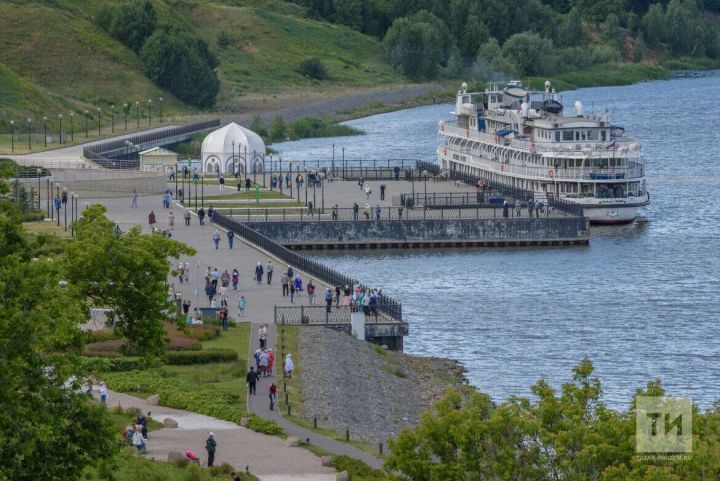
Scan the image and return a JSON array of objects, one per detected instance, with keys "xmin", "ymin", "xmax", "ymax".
[
  {"xmin": 205, "ymin": 202, "xmax": 305, "ymax": 210},
  {"xmin": 205, "ymin": 190, "xmax": 291, "ymax": 200},
  {"xmin": 22, "ymin": 219, "xmax": 71, "ymax": 238}
]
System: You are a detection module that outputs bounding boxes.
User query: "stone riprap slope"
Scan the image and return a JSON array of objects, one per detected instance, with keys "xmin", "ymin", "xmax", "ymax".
[{"xmin": 298, "ymin": 327, "xmax": 465, "ymax": 443}]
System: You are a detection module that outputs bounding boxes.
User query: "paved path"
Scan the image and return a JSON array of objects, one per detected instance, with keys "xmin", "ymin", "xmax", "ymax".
[
  {"xmin": 101, "ymin": 389, "xmax": 335, "ymax": 480},
  {"xmin": 88, "ymin": 192, "xmax": 383, "ymax": 471}
]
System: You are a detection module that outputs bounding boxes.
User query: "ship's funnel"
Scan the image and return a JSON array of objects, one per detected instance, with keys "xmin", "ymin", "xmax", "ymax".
[
  {"xmin": 521, "ymin": 102, "xmax": 529, "ymax": 118},
  {"xmin": 574, "ymin": 101, "xmax": 583, "ymax": 116}
]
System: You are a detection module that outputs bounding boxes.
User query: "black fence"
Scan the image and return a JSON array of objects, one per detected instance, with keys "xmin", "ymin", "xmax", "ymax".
[
  {"xmin": 83, "ymin": 119, "xmax": 221, "ymax": 169},
  {"xmin": 264, "ymin": 158, "xmax": 421, "ymax": 173},
  {"xmin": 399, "ymin": 191, "xmax": 523, "ymax": 208},
  {"xmin": 212, "ymin": 212, "xmax": 403, "ymax": 321},
  {"xmin": 415, "ymin": 159, "xmax": 441, "ymax": 176},
  {"xmin": 274, "ymin": 305, "xmax": 393, "ymax": 325},
  {"xmin": 221, "ymin": 204, "xmax": 578, "ymax": 221}
]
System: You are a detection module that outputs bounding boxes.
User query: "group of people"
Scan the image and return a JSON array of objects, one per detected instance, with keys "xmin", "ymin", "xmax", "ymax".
[
  {"xmin": 123, "ymin": 411, "xmax": 150, "ymax": 453},
  {"xmin": 202, "ymin": 266, "xmax": 247, "ymax": 318},
  {"xmin": 501, "ymin": 199, "xmax": 546, "ymax": 218}
]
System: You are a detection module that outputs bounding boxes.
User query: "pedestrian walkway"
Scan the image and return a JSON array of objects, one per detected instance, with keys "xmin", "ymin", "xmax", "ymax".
[
  {"xmin": 100, "ymin": 389, "xmax": 335, "ymax": 480},
  {"xmin": 88, "ymin": 192, "xmax": 383, "ymax": 470}
]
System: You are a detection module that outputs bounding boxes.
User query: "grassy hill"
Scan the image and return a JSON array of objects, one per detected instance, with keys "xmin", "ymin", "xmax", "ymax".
[{"xmin": 0, "ymin": 0, "xmax": 404, "ymax": 124}]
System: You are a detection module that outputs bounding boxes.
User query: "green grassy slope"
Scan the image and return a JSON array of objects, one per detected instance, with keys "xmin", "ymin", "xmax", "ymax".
[{"xmin": 0, "ymin": 0, "xmax": 403, "ymax": 122}]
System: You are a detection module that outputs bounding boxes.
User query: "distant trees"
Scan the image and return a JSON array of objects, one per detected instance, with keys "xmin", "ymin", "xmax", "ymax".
[
  {"xmin": 96, "ymin": 0, "xmax": 157, "ymax": 53},
  {"xmin": 383, "ymin": 11, "xmax": 453, "ymax": 80}
]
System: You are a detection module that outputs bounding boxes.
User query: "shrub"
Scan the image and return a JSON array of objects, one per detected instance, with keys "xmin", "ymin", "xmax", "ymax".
[
  {"xmin": 84, "ymin": 329, "xmax": 120, "ymax": 343},
  {"xmin": 217, "ymin": 30, "xmax": 231, "ymax": 48},
  {"xmin": 166, "ymin": 336, "xmax": 202, "ymax": 351},
  {"xmin": 164, "ymin": 349, "xmax": 238, "ymax": 365},
  {"xmin": 298, "ymin": 58, "xmax": 329, "ymax": 80},
  {"xmin": 164, "ymin": 323, "xmax": 220, "ymax": 341},
  {"xmin": 331, "ymin": 455, "xmax": 388, "ymax": 480},
  {"xmin": 84, "ymin": 339, "xmax": 128, "ymax": 355},
  {"xmin": 245, "ymin": 414, "xmax": 283, "ymax": 435},
  {"xmin": 80, "ymin": 356, "xmax": 151, "ymax": 372}
]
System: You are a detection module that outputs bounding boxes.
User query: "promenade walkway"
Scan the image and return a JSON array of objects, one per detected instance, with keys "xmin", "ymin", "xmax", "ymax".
[{"xmin": 86, "ymin": 191, "xmax": 383, "ymax": 471}]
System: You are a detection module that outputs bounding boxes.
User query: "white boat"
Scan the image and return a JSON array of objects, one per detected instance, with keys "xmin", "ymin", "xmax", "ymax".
[{"xmin": 438, "ymin": 81, "xmax": 650, "ymax": 224}]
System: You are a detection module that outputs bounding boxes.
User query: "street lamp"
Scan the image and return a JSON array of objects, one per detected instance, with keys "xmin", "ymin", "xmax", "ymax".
[
  {"xmin": 96, "ymin": 107, "xmax": 101, "ymax": 136},
  {"xmin": 231, "ymin": 140, "xmax": 235, "ymax": 178},
  {"xmin": 123, "ymin": 103, "xmax": 128, "ymax": 130},
  {"xmin": 135, "ymin": 101, "xmax": 140, "ymax": 128},
  {"xmin": 36, "ymin": 168, "xmax": 41, "ymax": 210},
  {"xmin": 159, "ymin": 97, "xmax": 163, "ymax": 123},
  {"xmin": 27, "ymin": 118, "xmax": 31, "ymax": 150},
  {"xmin": 58, "ymin": 114, "xmax": 63, "ymax": 145},
  {"xmin": 43, "ymin": 116, "xmax": 47, "ymax": 147},
  {"xmin": 147, "ymin": 99, "xmax": 152, "ymax": 126},
  {"xmin": 70, "ymin": 112, "xmax": 74, "ymax": 142},
  {"xmin": 84, "ymin": 110, "xmax": 89, "ymax": 138},
  {"xmin": 111, "ymin": 105, "xmax": 115, "ymax": 133},
  {"xmin": 9, "ymin": 120, "xmax": 14, "ymax": 153}
]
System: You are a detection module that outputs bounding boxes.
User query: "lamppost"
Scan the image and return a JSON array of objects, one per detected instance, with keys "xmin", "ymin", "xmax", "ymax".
[
  {"xmin": 135, "ymin": 101, "xmax": 140, "ymax": 128},
  {"xmin": 96, "ymin": 107, "xmax": 101, "ymax": 136},
  {"xmin": 332, "ymin": 143, "xmax": 335, "ymax": 176},
  {"xmin": 58, "ymin": 114, "xmax": 63, "ymax": 145},
  {"xmin": 84, "ymin": 110, "xmax": 89, "ymax": 138},
  {"xmin": 159, "ymin": 97, "xmax": 163, "ymax": 123},
  {"xmin": 36, "ymin": 168, "xmax": 41, "ymax": 210},
  {"xmin": 46, "ymin": 177, "xmax": 50, "ymax": 217},
  {"xmin": 9, "ymin": 120, "xmax": 14, "ymax": 153},
  {"xmin": 70, "ymin": 112, "xmax": 74, "ymax": 142},
  {"xmin": 111, "ymin": 105, "xmax": 115, "ymax": 133},
  {"xmin": 63, "ymin": 192, "xmax": 68, "ymax": 231},
  {"xmin": 147, "ymin": 99, "xmax": 152, "ymax": 126},
  {"xmin": 123, "ymin": 103, "xmax": 128, "ymax": 130},
  {"xmin": 27, "ymin": 118, "xmax": 31, "ymax": 150},
  {"xmin": 43, "ymin": 116, "xmax": 47, "ymax": 147}
]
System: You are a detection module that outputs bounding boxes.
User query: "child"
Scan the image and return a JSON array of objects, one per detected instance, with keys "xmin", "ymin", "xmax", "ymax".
[{"xmin": 238, "ymin": 296, "xmax": 246, "ymax": 317}]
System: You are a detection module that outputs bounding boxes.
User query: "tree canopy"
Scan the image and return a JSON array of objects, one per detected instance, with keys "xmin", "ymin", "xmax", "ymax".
[{"xmin": 63, "ymin": 205, "xmax": 195, "ymax": 357}]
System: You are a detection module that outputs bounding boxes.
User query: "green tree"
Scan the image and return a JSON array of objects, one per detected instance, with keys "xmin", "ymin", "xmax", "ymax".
[
  {"xmin": 269, "ymin": 115, "xmax": 287, "ymax": 142},
  {"xmin": 557, "ymin": 7, "xmax": 585, "ymax": 47},
  {"xmin": 217, "ymin": 30, "xmax": 231, "ymax": 48},
  {"xmin": 472, "ymin": 37, "xmax": 519, "ymax": 80},
  {"xmin": 64, "ymin": 205, "xmax": 195, "ymax": 356},
  {"xmin": 101, "ymin": 0, "xmax": 157, "ymax": 53},
  {"xmin": 502, "ymin": 31, "xmax": 556, "ymax": 76},
  {"xmin": 0, "ymin": 203, "xmax": 117, "ymax": 481},
  {"xmin": 460, "ymin": 15, "xmax": 489, "ymax": 58},
  {"xmin": 603, "ymin": 13, "xmax": 625, "ymax": 52},
  {"xmin": 640, "ymin": 3, "xmax": 666, "ymax": 47},
  {"xmin": 333, "ymin": 0, "xmax": 363, "ymax": 29},
  {"xmin": 140, "ymin": 26, "xmax": 220, "ymax": 108},
  {"xmin": 383, "ymin": 10, "xmax": 453, "ymax": 80}
]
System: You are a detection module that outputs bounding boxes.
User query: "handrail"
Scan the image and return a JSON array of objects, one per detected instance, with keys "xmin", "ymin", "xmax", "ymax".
[{"xmin": 212, "ymin": 212, "xmax": 403, "ymax": 321}]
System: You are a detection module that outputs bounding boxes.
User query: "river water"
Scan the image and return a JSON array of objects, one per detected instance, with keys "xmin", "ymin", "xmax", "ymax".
[{"xmin": 273, "ymin": 72, "xmax": 720, "ymax": 409}]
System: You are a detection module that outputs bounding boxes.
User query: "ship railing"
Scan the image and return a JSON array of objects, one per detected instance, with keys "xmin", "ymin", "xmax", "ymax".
[
  {"xmin": 441, "ymin": 147, "xmax": 645, "ymax": 180},
  {"xmin": 441, "ymin": 124, "xmax": 640, "ymax": 155}
]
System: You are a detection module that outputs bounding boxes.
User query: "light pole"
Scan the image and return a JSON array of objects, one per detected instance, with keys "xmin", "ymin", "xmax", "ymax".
[
  {"xmin": 123, "ymin": 103, "xmax": 128, "ymax": 130},
  {"xmin": 70, "ymin": 112, "xmax": 74, "ymax": 142},
  {"xmin": 84, "ymin": 110, "xmax": 89, "ymax": 138},
  {"xmin": 36, "ymin": 168, "xmax": 41, "ymax": 210},
  {"xmin": 135, "ymin": 101, "xmax": 140, "ymax": 128},
  {"xmin": 58, "ymin": 114, "xmax": 63, "ymax": 145},
  {"xmin": 96, "ymin": 107, "xmax": 101, "ymax": 136},
  {"xmin": 9, "ymin": 120, "xmax": 14, "ymax": 153},
  {"xmin": 147, "ymin": 99, "xmax": 152, "ymax": 126},
  {"xmin": 46, "ymin": 177, "xmax": 50, "ymax": 217},
  {"xmin": 43, "ymin": 116, "xmax": 47, "ymax": 147},
  {"xmin": 111, "ymin": 105, "xmax": 115, "ymax": 133},
  {"xmin": 159, "ymin": 97, "xmax": 163, "ymax": 123},
  {"xmin": 332, "ymin": 143, "xmax": 335, "ymax": 176},
  {"xmin": 231, "ymin": 140, "xmax": 235, "ymax": 179},
  {"xmin": 27, "ymin": 118, "xmax": 31, "ymax": 150}
]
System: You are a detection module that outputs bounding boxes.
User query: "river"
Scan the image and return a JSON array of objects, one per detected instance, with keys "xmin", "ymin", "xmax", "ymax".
[{"xmin": 272, "ymin": 72, "xmax": 720, "ymax": 409}]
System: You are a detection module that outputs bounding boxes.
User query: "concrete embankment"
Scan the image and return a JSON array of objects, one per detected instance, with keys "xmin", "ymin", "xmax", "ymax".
[
  {"xmin": 245, "ymin": 217, "xmax": 589, "ymax": 249},
  {"xmin": 298, "ymin": 326, "xmax": 465, "ymax": 444}
]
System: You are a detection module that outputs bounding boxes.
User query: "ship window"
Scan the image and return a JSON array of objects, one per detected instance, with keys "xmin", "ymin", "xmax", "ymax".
[
  {"xmin": 601, "ymin": 130, "xmax": 607, "ymax": 141},
  {"xmin": 587, "ymin": 130, "xmax": 598, "ymax": 140},
  {"xmin": 562, "ymin": 130, "xmax": 573, "ymax": 141},
  {"xmin": 574, "ymin": 131, "xmax": 580, "ymax": 141},
  {"xmin": 555, "ymin": 131, "xmax": 560, "ymax": 142}
]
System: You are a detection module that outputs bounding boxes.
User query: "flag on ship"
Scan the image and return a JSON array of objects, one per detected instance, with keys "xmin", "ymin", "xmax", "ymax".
[{"xmin": 606, "ymin": 141, "xmax": 616, "ymax": 149}]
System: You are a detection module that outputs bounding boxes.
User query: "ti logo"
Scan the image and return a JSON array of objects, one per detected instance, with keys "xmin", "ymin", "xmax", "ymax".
[{"xmin": 636, "ymin": 396, "xmax": 692, "ymax": 453}]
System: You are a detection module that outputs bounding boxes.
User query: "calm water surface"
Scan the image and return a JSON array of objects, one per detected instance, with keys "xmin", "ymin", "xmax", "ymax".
[{"xmin": 274, "ymin": 72, "xmax": 720, "ymax": 408}]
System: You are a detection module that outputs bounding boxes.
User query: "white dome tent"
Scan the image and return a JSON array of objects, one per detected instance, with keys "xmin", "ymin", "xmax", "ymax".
[{"xmin": 201, "ymin": 122, "xmax": 266, "ymax": 176}]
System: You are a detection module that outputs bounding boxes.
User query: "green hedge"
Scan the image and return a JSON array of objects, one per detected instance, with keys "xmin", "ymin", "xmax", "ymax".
[
  {"xmin": 246, "ymin": 414, "xmax": 283, "ymax": 435},
  {"xmin": 104, "ymin": 369, "xmax": 244, "ymax": 423},
  {"xmin": 80, "ymin": 356, "xmax": 152, "ymax": 372},
  {"xmin": 164, "ymin": 349, "xmax": 238, "ymax": 365}
]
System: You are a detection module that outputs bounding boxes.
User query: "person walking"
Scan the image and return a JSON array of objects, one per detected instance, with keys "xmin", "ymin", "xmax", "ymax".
[
  {"xmin": 268, "ymin": 349, "xmax": 275, "ymax": 376},
  {"xmin": 375, "ymin": 204, "xmax": 381, "ymax": 221},
  {"xmin": 353, "ymin": 202, "xmax": 359, "ymax": 221},
  {"xmin": 325, "ymin": 287, "xmax": 333, "ymax": 313},
  {"xmin": 259, "ymin": 325, "xmax": 267, "ymax": 350},
  {"xmin": 364, "ymin": 203, "xmax": 370, "ymax": 220},
  {"xmin": 131, "ymin": 190, "xmax": 138, "ymax": 208},
  {"xmin": 255, "ymin": 262, "xmax": 264, "ymax": 284},
  {"xmin": 219, "ymin": 175, "xmax": 225, "ymax": 191},
  {"xmin": 208, "ymin": 205, "xmax": 215, "ymax": 223},
  {"xmin": 198, "ymin": 207, "xmax": 206, "ymax": 225},
  {"xmin": 219, "ymin": 307, "xmax": 228, "ymax": 331},
  {"xmin": 269, "ymin": 382, "xmax": 277, "ymax": 411},
  {"xmin": 245, "ymin": 177, "xmax": 251, "ymax": 192},
  {"xmin": 515, "ymin": 200, "xmax": 522, "ymax": 217},
  {"xmin": 219, "ymin": 284, "xmax": 228, "ymax": 307},
  {"xmin": 99, "ymin": 382, "xmax": 108, "ymax": 403},
  {"xmin": 281, "ymin": 274, "xmax": 289, "ymax": 297},
  {"xmin": 380, "ymin": 183, "xmax": 386, "ymax": 200},
  {"xmin": 168, "ymin": 210, "xmax": 175, "ymax": 229},
  {"xmin": 246, "ymin": 367, "xmax": 259, "ymax": 395},
  {"xmin": 266, "ymin": 260, "xmax": 273, "ymax": 284},
  {"xmin": 284, "ymin": 354, "xmax": 294, "ymax": 379},
  {"xmin": 289, "ymin": 281, "xmax": 295, "ymax": 303},
  {"xmin": 184, "ymin": 262, "xmax": 190, "ymax": 283},
  {"xmin": 502, "ymin": 200, "xmax": 509, "ymax": 218},
  {"xmin": 54, "ymin": 195, "xmax": 61, "ymax": 217},
  {"xmin": 259, "ymin": 350, "xmax": 269, "ymax": 377},
  {"xmin": 237, "ymin": 295, "xmax": 246, "ymax": 317},
  {"xmin": 132, "ymin": 427, "xmax": 147, "ymax": 452},
  {"xmin": 205, "ymin": 433, "xmax": 217, "ymax": 467},
  {"xmin": 212, "ymin": 229, "xmax": 221, "ymax": 249},
  {"xmin": 528, "ymin": 201, "xmax": 534, "ymax": 218},
  {"xmin": 148, "ymin": 210, "xmax": 156, "ymax": 229},
  {"xmin": 184, "ymin": 210, "xmax": 191, "ymax": 226},
  {"xmin": 205, "ymin": 282, "xmax": 216, "ymax": 305},
  {"xmin": 365, "ymin": 184, "xmax": 371, "ymax": 200},
  {"xmin": 335, "ymin": 284, "xmax": 341, "ymax": 308},
  {"xmin": 307, "ymin": 280, "xmax": 316, "ymax": 305},
  {"xmin": 332, "ymin": 203, "xmax": 339, "ymax": 221},
  {"xmin": 227, "ymin": 229, "xmax": 235, "ymax": 249},
  {"xmin": 231, "ymin": 269, "xmax": 239, "ymax": 290}
]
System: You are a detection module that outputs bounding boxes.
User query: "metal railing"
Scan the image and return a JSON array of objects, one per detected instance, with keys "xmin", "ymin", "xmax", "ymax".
[
  {"xmin": 223, "ymin": 204, "xmax": 579, "ymax": 221},
  {"xmin": 399, "ymin": 191, "xmax": 522, "ymax": 208},
  {"xmin": 212, "ymin": 212, "xmax": 403, "ymax": 321},
  {"xmin": 274, "ymin": 305, "xmax": 393, "ymax": 325},
  {"xmin": 83, "ymin": 120, "xmax": 221, "ymax": 169}
]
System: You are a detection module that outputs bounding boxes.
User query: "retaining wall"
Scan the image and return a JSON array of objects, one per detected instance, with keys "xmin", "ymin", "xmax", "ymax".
[{"xmin": 21, "ymin": 168, "xmax": 168, "ymax": 198}]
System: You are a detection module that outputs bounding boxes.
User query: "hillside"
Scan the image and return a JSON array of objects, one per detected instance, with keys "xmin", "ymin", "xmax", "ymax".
[{"xmin": 0, "ymin": 0, "xmax": 404, "ymax": 124}]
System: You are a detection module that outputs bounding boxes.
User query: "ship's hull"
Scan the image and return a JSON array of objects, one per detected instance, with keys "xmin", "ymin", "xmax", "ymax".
[{"xmin": 582, "ymin": 205, "xmax": 639, "ymax": 224}]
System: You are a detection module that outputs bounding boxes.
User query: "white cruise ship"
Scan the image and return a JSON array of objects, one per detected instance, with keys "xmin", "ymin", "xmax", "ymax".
[{"xmin": 438, "ymin": 81, "xmax": 650, "ymax": 224}]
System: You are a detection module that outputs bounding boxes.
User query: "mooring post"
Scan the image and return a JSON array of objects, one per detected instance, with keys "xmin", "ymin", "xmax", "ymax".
[
  {"xmin": 313, "ymin": 417, "xmax": 317, "ymax": 428},
  {"xmin": 379, "ymin": 442, "xmax": 383, "ymax": 455},
  {"xmin": 346, "ymin": 429, "xmax": 350, "ymax": 441}
]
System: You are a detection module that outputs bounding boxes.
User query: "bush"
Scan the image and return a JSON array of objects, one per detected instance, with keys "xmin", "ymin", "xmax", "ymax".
[
  {"xmin": 104, "ymin": 370, "xmax": 244, "ymax": 423},
  {"xmin": 298, "ymin": 58, "xmax": 329, "ymax": 80},
  {"xmin": 84, "ymin": 339, "xmax": 128, "ymax": 356},
  {"xmin": 164, "ymin": 349, "xmax": 238, "ymax": 365},
  {"xmin": 331, "ymin": 455, "xmax": 389, "ymax": 480},
  {"xmin": 84, "ymin": 329, "xmax": 120, "ymax": 343},
  {"xmin": 286, "ymin": 118, "xmax": 362, "ymax": 141},
  {"xmin": 166, "ymin": 336, "xmax": 202, "ymax": 351},
  {"xmin": 80, "ymin": 356, "xmax": 151, "ymax": 372},
  {"xmin": 245, "ymin": 414, "xmax": 283, "ymax": 435}
]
